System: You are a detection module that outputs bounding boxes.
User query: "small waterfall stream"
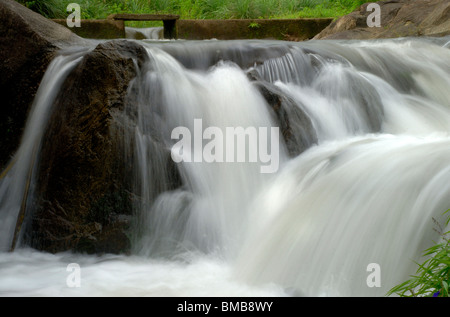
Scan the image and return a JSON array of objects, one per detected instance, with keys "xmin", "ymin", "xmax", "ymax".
[{"xmin": 0, "ymin": 50, "xmax": 87, "ymax": 251}]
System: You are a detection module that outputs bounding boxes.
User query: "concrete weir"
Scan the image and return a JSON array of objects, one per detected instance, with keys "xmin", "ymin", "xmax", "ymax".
[
  {"xmin": 52, "ymin": 18, "xmax": 126, "ymax": 39},
  {"xmin": 177, "ymin": 18, "xmax": 333, "ymax": 41},
  {"xmin": 108, "ymin": 13, "xmax": 180, "ymax": 39},
  {"xmin": 53, "ymin": 17, "xmax": 332, "ymax": 41}
]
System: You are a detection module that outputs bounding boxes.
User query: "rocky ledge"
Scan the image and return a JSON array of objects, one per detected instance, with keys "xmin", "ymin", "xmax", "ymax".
[{"xmin": 314, "ymin": 0, "xmax": 450, "ymax": 40}]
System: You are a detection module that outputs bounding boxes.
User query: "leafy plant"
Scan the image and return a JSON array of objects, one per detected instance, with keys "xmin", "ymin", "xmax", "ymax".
[
  {"xmin": 17, "ymin": 0, "xmax": 66, "ymax": 18},
  {"xmin": 387, "ymin": 210, "xmax": 450, "ymax": 297}
]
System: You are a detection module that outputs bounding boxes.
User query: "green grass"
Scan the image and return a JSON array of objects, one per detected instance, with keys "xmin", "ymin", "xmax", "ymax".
[
  {"xmin": 17, "ymin": 0, "xmax": 376, "ymax": 20},
  {"xmin": 387, "ymin": 210, "xmax": 450, "ymax": 297}
]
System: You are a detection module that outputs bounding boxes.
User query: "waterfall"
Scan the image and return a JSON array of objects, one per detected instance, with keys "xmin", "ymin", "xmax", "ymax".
[
  {"xmin": 0, "ymin": 36, "xmax": 449, "ymax": 296},
  {"xmin": 235, "ymin": 135, "xmax": 450, "ymax": 296},
  {"xmin": 230, "ymin": 38, "xmax": 450, "ymax": 296},
  {"xmin": 120, "ymin": 37, "xmax": 450, "ymax": 296},
  {"xmin": 125, "ymin": 44, "xmax": 289, "ymax": 258}
]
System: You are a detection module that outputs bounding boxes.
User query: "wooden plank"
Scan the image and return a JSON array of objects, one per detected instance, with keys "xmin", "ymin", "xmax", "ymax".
[{"xmin": 108, "ymin": 14, "xmax": 179, "ymax": 21}]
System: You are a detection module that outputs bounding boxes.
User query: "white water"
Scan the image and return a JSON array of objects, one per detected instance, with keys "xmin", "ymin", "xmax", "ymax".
[
  {"xmin": 0, "ymin": 37, "xmax": 449, "ymax": 297},
  {"xmin": 235, "ymin": 134, "xmax": 450, "ymax": 296},
  {"xmin": 0, "ymin": 248, "xmax": 285, "ymax": 297}
]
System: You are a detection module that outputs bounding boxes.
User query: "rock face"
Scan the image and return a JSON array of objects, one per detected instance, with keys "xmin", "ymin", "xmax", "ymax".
[
  {"xmin": 314, "ymin": 0, "xmax": 450, "ymax": 40},
  {"xmin": 0, "ymin": 0, "xmax": 84, "ymax": 170}
]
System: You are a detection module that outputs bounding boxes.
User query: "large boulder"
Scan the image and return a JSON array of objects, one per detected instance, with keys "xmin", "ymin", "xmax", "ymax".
[
  {"xmin": 0, "ymin": 0, "xmax": 84, "ymax": 170},
  {"xmin": 314, "ymin": 0, "xmax": 450, "ymax": 40},
  {"xmin": 24, "ymin": 40, "xmax": 150, "ymax": 254}
]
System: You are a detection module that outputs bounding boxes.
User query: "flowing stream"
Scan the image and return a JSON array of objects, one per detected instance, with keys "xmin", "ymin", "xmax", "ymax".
[{"xmin": 0, "ymin": 36, "xmax": 449, "ymax": 297}]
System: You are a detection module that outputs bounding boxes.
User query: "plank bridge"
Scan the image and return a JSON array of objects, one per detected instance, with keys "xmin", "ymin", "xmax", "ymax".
[{"xmin": 108, "ymin": 13, "xmax": 180, "ymax": 39}]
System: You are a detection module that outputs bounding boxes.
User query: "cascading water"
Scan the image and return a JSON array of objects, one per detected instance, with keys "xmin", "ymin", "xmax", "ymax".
[
  {"xmin": 126, "ymin": 27, "xmax": 164, "ymax": 40},
  {"xmin": 0, "ymin": 36, "xmax": 449, "ymax": 297},
  {"xmin": 0, "ymin": 49, "xmax": 86, "ymax": 252},
  {"xmin": 126, "ymin": 44, "xmax": 288, "ymax": 259}
]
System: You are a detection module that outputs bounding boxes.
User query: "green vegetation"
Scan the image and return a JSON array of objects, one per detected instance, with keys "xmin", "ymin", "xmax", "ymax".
[
  {"xmin": 17, "ymin": 0, "xmax": 376, "ymax": 20},
  {"xmin": 387, "ymin": 211, "xmax": 450, "ymax": 297}
]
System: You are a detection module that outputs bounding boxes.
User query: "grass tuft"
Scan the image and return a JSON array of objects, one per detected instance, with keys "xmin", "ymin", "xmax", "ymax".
[{"xmin": 387, "ymin": 210, "xmax": 450, "ymax": 297}]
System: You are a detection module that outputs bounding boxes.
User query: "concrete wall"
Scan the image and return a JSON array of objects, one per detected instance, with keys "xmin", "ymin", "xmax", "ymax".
[
  {"xmin": 52, "ymin": 18, "xmax": 332, "ymax": 41},
  {"xmin": 52, "ymin": 19, "xmax": 125, "ymax": 39},
  {"xmin": 176, "ymin": 19, "xmax": 333, "ymax": 41}
]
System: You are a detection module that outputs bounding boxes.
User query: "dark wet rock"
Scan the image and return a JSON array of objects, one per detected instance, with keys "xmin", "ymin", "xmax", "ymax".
[
  {"xmin": 248, "ymin": 71, "xmax": 318, "ymax": 157},
  {"xmin": 0, "ymin": 0, "xmax": 84, "ymax": 170}
]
